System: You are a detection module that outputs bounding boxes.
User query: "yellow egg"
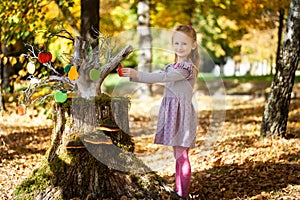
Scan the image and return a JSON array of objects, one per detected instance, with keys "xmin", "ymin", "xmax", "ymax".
[{"xmin": 68, "ymin": 66, "xmax": 79, "ymax": 80}]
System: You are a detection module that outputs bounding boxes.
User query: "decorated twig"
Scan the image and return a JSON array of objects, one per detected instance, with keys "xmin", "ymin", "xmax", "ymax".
[
  {"xmin": 20, "ymin": 30, "xmax": 133, "ymax": 113},
  {"xmin": 23, "ymin": 43, "xmax": 61, "ymax": 75}
]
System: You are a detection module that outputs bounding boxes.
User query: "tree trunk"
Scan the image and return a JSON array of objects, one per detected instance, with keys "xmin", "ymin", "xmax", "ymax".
[
  {"xmin": 81, "ymin": 0, "xmax": 99, "ymax": 42},
  {"xmin": 0, "ymin": 89, "xmax": 3, "ymax": 112},
  {"xmin": 1, "ymin": 57, "xmax": 14, "ymax": 93},
  {"xmin": 275, "ymin": 8, "xmax": 285, "ymax": 71},
  {"xmin": 14, "ymin": 36, "xmax": 170, "ymax": 200},
  {"xmin": 137, "ymin": 0, "xmax": 153, "ymax": 96},
  {"xmin": 261, "ymin": 0, "xmax": 300, "ymax": 137},
  {"xmin": 0, "ymin": 58, "xmax": 4, "ymax": 111},
  {"xmin": 15, "ymin": 95, "xmax": 168, "ymax": 199}
]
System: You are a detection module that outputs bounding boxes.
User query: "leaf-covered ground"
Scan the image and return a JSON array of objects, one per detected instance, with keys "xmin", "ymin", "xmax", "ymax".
[
  {"xmin": 0, "ymin": 108, "xmax": 52, "ymax": 200},
  {"xmin": 1, "ymin": 90, "xmax": 300, "ymax": 199},
  {"xmin": 131, "ymin": 94, "xmax": 300, "ymax": 200}
]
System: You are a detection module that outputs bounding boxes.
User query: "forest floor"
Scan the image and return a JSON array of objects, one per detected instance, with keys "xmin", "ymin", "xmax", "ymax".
[{"xmin": 0, "ymin": 80, "xmax": 300, "ymax": 200}]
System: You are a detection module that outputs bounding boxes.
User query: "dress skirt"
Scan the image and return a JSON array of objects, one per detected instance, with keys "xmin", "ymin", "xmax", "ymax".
[{"xmin": 154, "ymin": 96, "xmax": 197, "ymax": 148}]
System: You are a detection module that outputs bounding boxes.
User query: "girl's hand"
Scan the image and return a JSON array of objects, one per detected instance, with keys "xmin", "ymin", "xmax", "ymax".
[{"xmin": 121, "ymin": 68, "xmax": 139, "ymax": 78}]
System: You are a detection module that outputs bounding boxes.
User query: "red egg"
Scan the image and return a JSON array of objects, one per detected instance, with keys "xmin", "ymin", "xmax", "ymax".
[
  {"xmin": 17, "ymin": 104, "xmax": 26, "ymax": 115},
  {"xmin": 38, "ymin": 52, "xmax": 52, "ymax": 63},
  {"xmin": 117, "ymin": 65, "xmax": 123, "ymax": 77}
]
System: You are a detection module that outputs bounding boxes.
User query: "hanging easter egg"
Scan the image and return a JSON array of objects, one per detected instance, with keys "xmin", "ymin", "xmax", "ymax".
[
  {"xmin": 17, "ymin": 104, "xmax": 26, "ymax": 115},
  {"xmin": 38, "ymin": 52, "xmax": 52, "ymax": 63},
  {"xmin": 90, "ymin": 68, "xmax": 101, "ymax": 81},
  {"xmin": 27, "ymin": 61, "xmax": 35, "ymax": 74},
  {"xmin": 54, "ymin": 91, "xmax": 67, "ymax": 103},
  {"xmin": 64, "ymin": 64, "xmax": 72, "ymax": 73},
  {"xmin": 117, "ymin": 65, "xmax": 123, "ymax": 77},
  {"xmin": 68, "ymin": 66, "xmax": 79, "ymax": 80},
  {"xmin": 30, "ymin": 77, "xmax": 39, "ymax": 85}
]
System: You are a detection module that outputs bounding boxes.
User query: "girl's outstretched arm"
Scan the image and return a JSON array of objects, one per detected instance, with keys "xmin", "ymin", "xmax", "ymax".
[{"xmin": 121, "ymin": 68, "xmax": 189, "ymax": 84}]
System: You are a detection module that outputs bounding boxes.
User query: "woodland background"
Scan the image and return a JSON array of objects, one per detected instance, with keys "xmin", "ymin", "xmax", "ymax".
[{"xmin": 0, "ymin": 0, "xmax": 299, "ymax": 199}]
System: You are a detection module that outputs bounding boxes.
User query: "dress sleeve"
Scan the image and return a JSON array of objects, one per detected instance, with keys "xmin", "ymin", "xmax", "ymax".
[
  {"xmin": 130, "ymin": 63, "xmax": 192, "ymax": 84},
  {"xmin": 175, "ymin": 61, "xmax": 195, "ymax": 80}
]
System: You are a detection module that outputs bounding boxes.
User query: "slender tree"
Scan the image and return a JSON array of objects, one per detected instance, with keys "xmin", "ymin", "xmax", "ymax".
[
  {"xmin": 275, "ymin": 8, "xmax": 285, "ymax": 70},
  {"xmin": 261, "ymin": 0, "xmax": 300, "ymax": 137},
  {"xmin": 137, "ymin": 0, "xmax": 152, "ymax": 95}
]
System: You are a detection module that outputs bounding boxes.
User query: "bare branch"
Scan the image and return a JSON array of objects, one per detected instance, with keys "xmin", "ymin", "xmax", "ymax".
[
  {"xmin": 43, "ymin": 63, "xmax": 61, "ymax": 76},
  {"xmin": 47, "ymin": 75, "xmax": 75, "ymax": 87},
  {"xmin": 24, "ymin": 43, "xmax": 39, "ymax": 59},
  {"xmin": 31, "ymin": 93, "xmax": 53, "ymax": 105},
  {"xmin": 48, "ymin": 29, "xmax": 74, "ymax": 42},
  {"xmin": 97, "ymin": 44, "xmax": 134, "ymax": 95},
  {"xmin": 24, "ymin": 43, "xmax": 62, "ymax": 76}
]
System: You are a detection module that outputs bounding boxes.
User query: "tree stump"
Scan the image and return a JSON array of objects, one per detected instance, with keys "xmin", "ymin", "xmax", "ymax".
[
  {"xmin": 14, "ymin": 94, "xmax": 171, "ymax": 199},
  {"xmin": 14, "ymin": 35, "xmax": 174, "ymax": 200}
]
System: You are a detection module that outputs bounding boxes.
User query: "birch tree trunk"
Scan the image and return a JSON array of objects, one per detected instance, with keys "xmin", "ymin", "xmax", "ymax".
[
  {"xmin": 275, "ymin": 8, "xmax": 285, "ymax": 72},
  {"xmin": 261, "ymin": 0, "xmax": 300, "ymax": 137},
  {"xmin": 137, "ymin": 0, "xmax": 153, "ymax": 95}
]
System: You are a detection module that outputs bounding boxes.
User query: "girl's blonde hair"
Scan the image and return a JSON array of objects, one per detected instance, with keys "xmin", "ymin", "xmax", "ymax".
[{"xmin": 173, "ymin": 25, "xmax": 200, "ymax": 71}]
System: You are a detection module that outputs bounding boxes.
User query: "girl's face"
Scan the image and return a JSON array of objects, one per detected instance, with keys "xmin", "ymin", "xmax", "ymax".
[{"xmin": 172, "ymin": 31, "xmax": 196, "ymax": 61}]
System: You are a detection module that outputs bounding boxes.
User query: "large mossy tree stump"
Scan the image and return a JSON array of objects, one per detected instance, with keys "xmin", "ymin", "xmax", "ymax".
[
  {"xmin": 14, "ymin": 37, "xmax": 171, "ymax": 199},
  {"xmin": 15, "ymin": 95, "xmax": 168, "ymax": 199}
]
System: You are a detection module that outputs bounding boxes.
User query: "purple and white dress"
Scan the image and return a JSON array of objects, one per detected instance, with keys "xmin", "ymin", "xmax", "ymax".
[{"xmin": 131, "ymin": 61, "xmax": 197, "ymax": 148}]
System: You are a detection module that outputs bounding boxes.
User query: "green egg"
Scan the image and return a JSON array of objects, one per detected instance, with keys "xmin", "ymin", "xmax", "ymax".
[
  {"xmin": 64, "ymin": 64, "xmax": 72, "ymax": 73},
  {"xmin": 54, "ymin": 91, "xmax": 67, "ymax": 103},
  {"xmin": 90, "ymin": 68, "xmax": 101, "ymax": 81}
]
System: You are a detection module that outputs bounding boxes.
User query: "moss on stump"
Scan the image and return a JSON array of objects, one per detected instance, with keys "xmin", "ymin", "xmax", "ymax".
[{"xmin": 14, "ymin": 95, "xmax": 171, "ymax": 199}]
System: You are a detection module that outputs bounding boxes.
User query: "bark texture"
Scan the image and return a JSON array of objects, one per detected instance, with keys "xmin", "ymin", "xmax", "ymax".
[
  {"xmin": 15, "ymin": 96, "xmax": 167, "ymax": 199},
  {"xmin": 261, "ymin": 0, "xmax": 300, "ymax": 137},
  {"xmin": 15, "ymin": 36, "xmax": 169, "ymax": 200}
]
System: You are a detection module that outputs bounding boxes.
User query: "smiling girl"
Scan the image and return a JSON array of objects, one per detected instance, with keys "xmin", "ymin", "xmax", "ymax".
[{"xmin": 121, "ymin": 25, "xmax": 200, "ymax": 198}]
